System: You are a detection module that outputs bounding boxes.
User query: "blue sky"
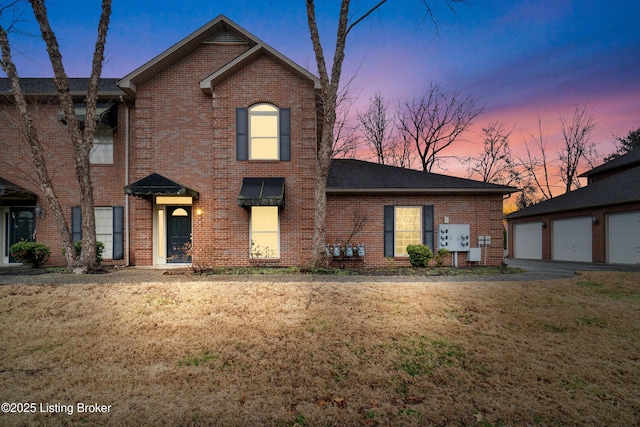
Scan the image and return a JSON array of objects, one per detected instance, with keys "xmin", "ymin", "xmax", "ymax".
[{"xmin": 2, "ymin": 0, "xmax": 639, "ymax": 176}]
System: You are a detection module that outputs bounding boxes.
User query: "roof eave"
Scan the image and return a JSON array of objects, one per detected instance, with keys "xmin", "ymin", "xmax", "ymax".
[
  {"xmin": 327, "ymin": 187, "xmax": 517, "ymax": 195},
  {"xmin": 200, "ymin": 45, "xmax": 320, "ymax": 95},
  {"xmin": 505, "ymin": 198, "xmax": 640, "ymax": 219},
  {"xmin": 117, "ymin": 15, "xmax": 230, "ymax": 95}
]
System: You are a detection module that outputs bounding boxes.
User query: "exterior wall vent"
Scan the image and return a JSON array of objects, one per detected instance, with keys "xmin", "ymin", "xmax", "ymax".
[{"xmin": 204, "ymin": 30, "xmax": 247, "ymax": 45}]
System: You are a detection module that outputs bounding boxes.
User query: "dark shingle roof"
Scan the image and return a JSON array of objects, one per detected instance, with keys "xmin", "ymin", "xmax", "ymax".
[
  {"xmin": 0, "ymin": 78, "xmax": 124, "ymax": 96},
  {"xmin": 506, "ymin": 165, "xmax": 640, "ymax": 219},
  {"xmin": 327, "ymin": 159, "xmax": 517, "ymax": 194},
  {"xmin": 580, "ymin": 147, "xmax": 640, "ymax": 177}
]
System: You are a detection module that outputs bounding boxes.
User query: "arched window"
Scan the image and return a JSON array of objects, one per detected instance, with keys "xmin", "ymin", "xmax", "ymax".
[{"xmin": 249, "ymin": 103, "xmax": 279, "ymax": 160}]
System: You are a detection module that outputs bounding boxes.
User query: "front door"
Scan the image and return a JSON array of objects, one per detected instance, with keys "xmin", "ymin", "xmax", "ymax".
[
  {"xmin": 167, "ymin": 206, "xmax": 191, "ymax": 263},
  {"xmin": 8, "ymin": 208, "xmax": 36, "ymax": 263}
]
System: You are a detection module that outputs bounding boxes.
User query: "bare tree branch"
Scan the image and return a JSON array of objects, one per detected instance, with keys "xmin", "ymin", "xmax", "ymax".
[
  {"xmin": 398, "ymin": 82, "xmax": 482, "ymax": 172},
  {"xmin": 558, "ymin": 105, "xmax": 598, "ymax": 192}
]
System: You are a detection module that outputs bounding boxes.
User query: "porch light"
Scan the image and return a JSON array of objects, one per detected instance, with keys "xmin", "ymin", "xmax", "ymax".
[
  {"xmin": 34, "ymin": 205, "xmax": 45, "ymax": 218},
  {"xmin": 196, "ymin": 208, "xmax": 203, "ymax": 216},
  {"xmin": 592, "ymin": 215, "xmax": 599, "ymax": 225}
]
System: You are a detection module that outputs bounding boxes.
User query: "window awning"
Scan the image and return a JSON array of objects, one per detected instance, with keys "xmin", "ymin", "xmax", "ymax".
[
  {"xmin": 57, "ymin": 102, "xmax": 117, "ymax": 128},
  {"xmin": 124, "ymin": 173, "xmax": 199, "ymax": 198},
  {"xmin": 238, "ymin": 177, "xmax": 285, "ymax": 207},
  {"xmin": 0, "ymin": 176, "xmax": 37, "ymax": 202}
]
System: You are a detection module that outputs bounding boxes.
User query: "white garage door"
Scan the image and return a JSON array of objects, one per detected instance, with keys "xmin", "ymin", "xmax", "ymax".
[
  {"xmin": 514, "ymin": 222, "xmax": 542, "ymax": 259},
  {"xmin": 608, "ymin": 211, "xmax": 640, "ymax": 265},
  {"xmin": 552, "ymin": 217, "xmax": 592, "ymax": 262}
]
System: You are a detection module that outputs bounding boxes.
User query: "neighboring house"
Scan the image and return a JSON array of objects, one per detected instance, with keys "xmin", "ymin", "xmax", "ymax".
[
  {"xmin": 0, "ymin": 15, "xmax": 515, "ymax": 268},
  {"xmin": 506, "ymin": 148, "xmax": 640, "ymax": 264}
]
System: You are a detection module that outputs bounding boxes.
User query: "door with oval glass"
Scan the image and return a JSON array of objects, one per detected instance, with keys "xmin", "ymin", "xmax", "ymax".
[
  {"xmin": 167, "ymin": 206, "xmax": 191, "ymax": 263},
  {"xmin": 8, "ymin": 208, "xmax": 36, "ymax": 263}
]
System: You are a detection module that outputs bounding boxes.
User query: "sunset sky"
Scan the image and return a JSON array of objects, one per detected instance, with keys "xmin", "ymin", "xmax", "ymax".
[{"xmin": 2, "ymin": 0, "xmax": 639, "ymax": 188}]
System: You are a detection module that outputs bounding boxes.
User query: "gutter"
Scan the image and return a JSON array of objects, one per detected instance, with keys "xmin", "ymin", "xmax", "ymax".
[
  {"xmin": 326, "ymin": 187, "xmax": 517, "ymax": 195},
  {"xmin": 120, "ymin": 95, "xmax": 130, "ymax": 266}
]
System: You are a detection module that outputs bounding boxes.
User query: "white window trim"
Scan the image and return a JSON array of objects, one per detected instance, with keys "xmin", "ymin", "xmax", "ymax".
[
  {"xmin": 394, "ymin": 206, "xmax": 422, "ymax": 257},
  {"xmin": 249, "ymin": 206, "xmax": 280, "ymax": 259},
  {"xmin": 249, "ymin": 103, "xmax": 279, "ymax": 160}
]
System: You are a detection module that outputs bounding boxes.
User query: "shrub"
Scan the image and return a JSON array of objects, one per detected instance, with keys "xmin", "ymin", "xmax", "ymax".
[
  {"xmin": 434, "ymin": 248, "xmax": 450, "ymax": 267},
  {"xmin": 9, "ymin": 241, "xmax": 51, "ymax": 268},
  {"xmin": 406, "ymin": 244, "xmax": 433, "ymax": 267}
]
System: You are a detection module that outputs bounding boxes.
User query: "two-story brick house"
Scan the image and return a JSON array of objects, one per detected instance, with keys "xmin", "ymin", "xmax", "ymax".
[{"xmin": 1, "ymin": 15, "xmax": 515, "ymax": 268}]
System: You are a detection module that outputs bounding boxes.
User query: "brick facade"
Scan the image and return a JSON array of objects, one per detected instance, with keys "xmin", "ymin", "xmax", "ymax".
[
  {"xmin": 327, "ymin": 193, "xmax": 506, "ymax": 267},
  {"xmin": 1, "ymin": 16, "xmax": 511, "ymax": 268}
]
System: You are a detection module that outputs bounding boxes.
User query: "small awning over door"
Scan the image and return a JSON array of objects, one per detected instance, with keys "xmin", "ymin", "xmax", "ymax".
[
  {"xmin": 238, "ymin": 177, "xmax": 285, "ymax": 207},
  {"xmin": 0, "ymin": 176, "xmax": 37, "ymax": 204},
  {"xmin": 124, "ymin": 173, "xmax": 199, "ymax": 198}
]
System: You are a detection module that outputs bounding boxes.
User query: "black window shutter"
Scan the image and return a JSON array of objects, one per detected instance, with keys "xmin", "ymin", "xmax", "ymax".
[
  {"xmin": 236, "ymin": 107, "xmax": 248, "ymax": 160},
  {"xmin": 113, "ymin": 206, "xmax": 124, "ymax": 260},
  {"xmin": 279, "ymin": 108, "xmax": 291, "ymax": 161},
  {"xmin": 384, "ymin": 206, "xmax": 394, "ymax": 257},
  {"xmin": 71, "ymin": 206, "xmax": 82, "ymax": 243},
  {"xmin": 423, "ymin": 205, "xmax": 434, "ymax": 252}
]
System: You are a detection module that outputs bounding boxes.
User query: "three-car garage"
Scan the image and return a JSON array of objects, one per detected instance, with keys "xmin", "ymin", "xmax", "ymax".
[{"xmin": 510, "ymin": 210, "xmax": 640, "ymax": 265}]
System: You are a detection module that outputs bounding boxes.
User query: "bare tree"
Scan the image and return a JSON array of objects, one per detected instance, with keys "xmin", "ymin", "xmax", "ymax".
[
  {"xmin": 305, "ymin": 0, "xmax": 466, "ymax": 266},
  {"xmin": 356, "ymin": 92, "xmax": 413, "ymax": 167},
  {"xmin": 466, "ymin": 121, "xmax": 517, "ymax": 185},
  {"xmin": 358, "ymin": 92, "xmax": 393, "ymax": 164},
  {"xmin": 558, "ymin": 105, "xmax": 598, "ymax": 192},
  {"xmin": 397, "ymin": 82, "xmax": 482, "ymax": 172},
  {"xmin": 518, "ymin": 115, "xmax": 555, "ymax": 201},
  {"xmin": 0, "ymin": 0, "xmax": 112, "ymax": 272},
  {"xmin": 332, "ymin": 78, "xmax": 360, "ymax": 159}
]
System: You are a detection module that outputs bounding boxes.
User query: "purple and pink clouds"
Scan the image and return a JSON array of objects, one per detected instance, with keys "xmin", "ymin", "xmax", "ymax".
[{"xmin": 3, "ymin": 0, "xmax": 639, "ymax": 180}]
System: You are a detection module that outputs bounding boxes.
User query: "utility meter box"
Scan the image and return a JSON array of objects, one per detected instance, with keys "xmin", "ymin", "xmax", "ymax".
[
  {"xmin": 468, "ymin": 247, "xmax": 481, "ymax": 262},
  {"xmin": 438, "ymin": 224, "xmax": 470, "ymax": 252}
]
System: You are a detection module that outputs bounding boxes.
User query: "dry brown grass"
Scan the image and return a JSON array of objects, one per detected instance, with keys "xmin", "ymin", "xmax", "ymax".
[{"xmin": 0, "ymin": 271, "xmax": 639, "ymax": 426}]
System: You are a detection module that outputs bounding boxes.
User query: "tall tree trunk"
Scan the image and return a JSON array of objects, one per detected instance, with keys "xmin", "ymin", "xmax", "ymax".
[
  {"xmin": 306, "ymin": 0, "xmax": 350, "ymax": 266},
  {"xmin": 0, "ymin": 25, "xmax": 77, "ymax": 267},
  {"xmin": 1, "ymin": 1, "xmax": 112, "ymax": 272},
  {"xmin": 29, "ymin": 0, "xmax": 112, "ymax": 272}
]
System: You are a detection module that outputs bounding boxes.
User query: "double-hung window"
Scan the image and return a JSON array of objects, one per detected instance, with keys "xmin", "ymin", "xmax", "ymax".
[
  {"xmin": 384, "ymin": 205, "xmax": 434, "ymax": 257},
  {"xmin": 236, "ymin": 104, "xmax": 291, "ymax": 161},
  {"xmin": 250, "ymin": 206, "xmax": 279, "ymax": 259},
  {"xmin": 90, "ymin": 123, "xmax": 114, "ymax": 164},
  {"xmin": 394, "ymin": 207, "xmax": 422, "ymax": 256},
  {"xmin": 249, "ymin": 104, "xmax": 279, "ymax": 160},
  {"xmin": 71, "ymin": 206, "xmax": 124, "ymax": 260},
  {"xmin": 95, "ymin": 207, "xmax": 114, "ymax": 258}
]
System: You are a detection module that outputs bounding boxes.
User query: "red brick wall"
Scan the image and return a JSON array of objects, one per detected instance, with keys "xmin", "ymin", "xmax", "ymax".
[
  {"xmin": 128, "ymin": 43, "xmax": 317, "ymax": 266},
  {"xmin": 326, "ymin": 193, "xmax": 506, "ymax": 267},
  {"xmin": 0, "ymin": 101, "xmax": 126, "ymax": 266}
]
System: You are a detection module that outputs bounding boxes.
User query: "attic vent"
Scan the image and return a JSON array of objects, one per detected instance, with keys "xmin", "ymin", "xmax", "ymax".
[{"xmin": 204, "ymin": 30, "xmax": 247, "ymax": 44}]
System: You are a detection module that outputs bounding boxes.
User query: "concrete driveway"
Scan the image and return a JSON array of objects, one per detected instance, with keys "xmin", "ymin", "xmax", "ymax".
[{"xmin": 504, "ymin": 258, "xmax": 640, "ymax": 280}]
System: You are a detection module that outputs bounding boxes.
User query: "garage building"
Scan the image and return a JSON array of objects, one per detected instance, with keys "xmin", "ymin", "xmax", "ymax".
[{"xmin": 506, "ymin": 148, "xmax": 640, "ymax": 265}]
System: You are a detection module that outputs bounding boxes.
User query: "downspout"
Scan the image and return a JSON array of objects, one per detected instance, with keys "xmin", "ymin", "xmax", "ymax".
[{"xmin": 120, "ymin": 95, "xmax": 130, "ymax": 266}]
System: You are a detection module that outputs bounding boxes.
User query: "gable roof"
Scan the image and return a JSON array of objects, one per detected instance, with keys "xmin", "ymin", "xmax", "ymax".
[
  {"xmin": 327, "ymin": 159, "xmax": 517, "ymax": 194},
  {"xmin": 579, "ymin": 147, "xmax": 640, "ymax": 177},
  {"xmin": 118, "ymin": 15, "xmax": 320, "ymax": 96},
  {"xmin": 0, "ymin": 78, "xmax": 124, "ymax": 97},
  {"xmin": 506, "ymin": 165, "xmax": 640, "ymax": 219}
]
